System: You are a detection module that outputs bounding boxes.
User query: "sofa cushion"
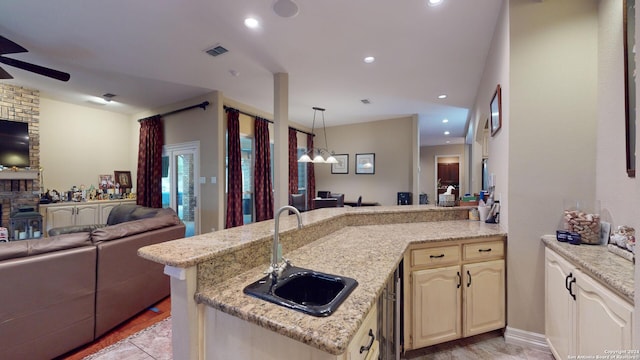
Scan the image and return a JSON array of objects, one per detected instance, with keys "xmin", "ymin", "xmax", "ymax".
[
  {"xmin": 106, "ymin": 204, "xmax": 160, "ymax": 225},
  {"xmin": 92, "ymin": 209, "xmax": 181, "ymax": 242},
  {"xmin": 0, "ymin": 232, "xmax": 92, "ymax": 261}
]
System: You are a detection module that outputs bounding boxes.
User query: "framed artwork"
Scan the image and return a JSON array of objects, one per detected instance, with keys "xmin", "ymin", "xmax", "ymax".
[
  {"xmin": 490, "ymin": 84, "xmax": 502, "ymax": 136},
  {"xmin": 99, "ymin": 174, "xmax": 115, "ymax": 190},
  {"xmin": 331, "ymin": 154, "xmax": 349, "ymax": 174},
  {"xmin": 355, "ymin": 153, "xmax": 375, "ymax": 174},
  {"xmin": 114, "ymin": 170, "xmax": 132, "ymax": 188}
]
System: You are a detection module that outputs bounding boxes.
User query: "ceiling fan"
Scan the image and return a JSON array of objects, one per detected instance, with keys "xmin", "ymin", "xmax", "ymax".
[{"xmin": 0, "ymin": 35, "xmax": 70, "ymax": 82}]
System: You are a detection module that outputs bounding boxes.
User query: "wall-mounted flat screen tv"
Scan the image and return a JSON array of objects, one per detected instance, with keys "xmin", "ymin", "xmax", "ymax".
[{"xmin": 0, "ymin": 119, "xmax": 30, "ymax": 168}]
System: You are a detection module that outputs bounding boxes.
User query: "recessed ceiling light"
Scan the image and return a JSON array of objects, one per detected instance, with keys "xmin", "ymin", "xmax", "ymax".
[
  {"xmin": 446, "ymin": 140, "xmax": 451, "ymax": 144},
  {"xmin": 428, "ymin": 0, "xmax": 444, "ymax": 7},
  {"xmin": 364, "ymin": 56, "xmax": 375, "ymax": 64},
  {"xmin": 442, "ymin": 119, "xmax": 449, "ymax": 123},
  {"xmin": 438, "ymin": 94, "xmax": 447, "ymax": 99},
  {"xmin": 444, "ymin": 131, "xmax": 450, "ymax": 135},
  {"xmin": 244, "ymin": 17, "xmax": 259, "ymax": 29}
]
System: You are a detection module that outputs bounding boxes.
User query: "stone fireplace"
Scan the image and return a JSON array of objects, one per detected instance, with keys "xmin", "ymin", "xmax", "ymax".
[{"xmin": 0, "ymin": 84, "xmax": 41, "ymax": 231}]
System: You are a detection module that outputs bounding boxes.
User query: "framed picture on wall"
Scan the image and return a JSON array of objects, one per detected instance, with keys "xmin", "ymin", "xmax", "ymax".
[
  {"xmin": 355, "ymin": 153, "xmax": 375, "ymax": 174},
  {"xmin": 490, "ymin": 84, "xmax": 502, "ymax": 136},
  {"xmin": 114, "ymin": 170, "xmax": 132, "ymax": 189},
  {"xmin": 331, "ymin": 154, "xmax": 349, "ymax": 174}
]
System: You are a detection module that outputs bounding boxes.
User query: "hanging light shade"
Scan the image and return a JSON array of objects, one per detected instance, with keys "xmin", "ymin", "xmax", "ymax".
[
  {"xmin": 298, "ymin": 154, "xmax": 313, "ymax": 163},
  {"xmin": 297, "ymin": 107, "xmax": 338, "ymax": 164},
  {"xmin": 325, "ymin": 155, "xmax": 339, "ymax": 164}
]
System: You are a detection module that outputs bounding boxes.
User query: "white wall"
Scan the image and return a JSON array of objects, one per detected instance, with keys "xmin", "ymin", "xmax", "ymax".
[
  {"xmin": 509, "ymin": 0, "xmax": 598, "ymax": 335},
  {"xmin": 314, "ymin": 116, "xmax": 415, "ymax": 206},
  {"xmin": 39, "ymin": 97, "xmax": 136, "ymax": 192},
  {"xmin": 596, "ymin": 0, "xmax": 638, "ymax": 234}
]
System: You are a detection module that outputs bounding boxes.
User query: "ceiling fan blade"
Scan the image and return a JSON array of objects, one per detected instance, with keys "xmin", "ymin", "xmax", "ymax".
[
  {"xmin": 0, "ymin": 66, "xmax": 12, "ymax": 79},
  {"xmin": 0, "ymin": 55, "xmax": 70, "ymax": 82},
  {"xmin": 0, "ymin": 36, "xmax": 28, "ymax": 55}
]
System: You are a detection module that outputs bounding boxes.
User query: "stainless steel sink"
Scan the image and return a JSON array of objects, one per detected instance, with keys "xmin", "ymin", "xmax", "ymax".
[{"xmin": 243, "ymin": 266, "xmax": 358, "ymax": 317}]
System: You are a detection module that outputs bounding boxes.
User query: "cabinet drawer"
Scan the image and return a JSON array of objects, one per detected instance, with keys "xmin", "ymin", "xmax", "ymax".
[
  {"xmin": 347, "ymin": 306, "xmax": 377, "ymax": 360},
  {"xmin": 412, "ymin": 245, "xmax": 460, "ymax": 268},
  {"xmin": 463, "ymin": 241, "xmax": 504, "ymax": 261}
]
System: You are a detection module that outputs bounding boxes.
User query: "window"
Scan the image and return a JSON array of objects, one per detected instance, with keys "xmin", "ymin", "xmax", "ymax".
[{"xmin": 240, "ymin": 136, "xmax": 254, "ymax": 224}]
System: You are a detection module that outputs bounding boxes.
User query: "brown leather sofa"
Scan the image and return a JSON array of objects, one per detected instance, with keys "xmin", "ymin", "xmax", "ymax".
[{"xmin": 0, "ymin": 204, "xmax": 185, "ymax": 360}]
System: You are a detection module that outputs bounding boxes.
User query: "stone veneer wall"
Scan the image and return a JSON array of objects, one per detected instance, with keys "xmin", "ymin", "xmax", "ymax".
[{"xmin": 0, "ymin": 84, "xmax": 40, "ymax": 228}]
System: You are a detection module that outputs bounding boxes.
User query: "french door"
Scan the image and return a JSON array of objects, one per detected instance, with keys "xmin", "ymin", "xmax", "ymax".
[{"xmin": 162, "ymin": 141, "xmax": 200, "ymax": 237}]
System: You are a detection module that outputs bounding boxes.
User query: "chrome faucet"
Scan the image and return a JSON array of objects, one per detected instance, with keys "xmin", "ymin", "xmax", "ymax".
[{"xmin": 269, "ymin": 205, "xmax": 303, "ymax": 280}]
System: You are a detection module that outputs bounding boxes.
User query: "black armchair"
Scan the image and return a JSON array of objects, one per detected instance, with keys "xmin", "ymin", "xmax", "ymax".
[
  {"xmin": 330, "ymin": 193, "xmax": 344, "ymax": 207},
  {"xmin": 289, "ymin": 193, "xmax": 306, "ymax": 212}
]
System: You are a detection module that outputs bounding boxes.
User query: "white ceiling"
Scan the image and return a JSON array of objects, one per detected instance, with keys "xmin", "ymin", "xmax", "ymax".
[{"xmin": 0, "ymin": 0, "xmax": 501, "ymax": 146}]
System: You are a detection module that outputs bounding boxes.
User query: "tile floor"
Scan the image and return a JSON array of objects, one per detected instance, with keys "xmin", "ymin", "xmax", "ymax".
[
  {"xmin": 84, "ymin": 318, "xmax": 553, "ymax": 360},
  {"xmin": 84, "ymin": 318, "xmax": 172, "ymax": 360}
]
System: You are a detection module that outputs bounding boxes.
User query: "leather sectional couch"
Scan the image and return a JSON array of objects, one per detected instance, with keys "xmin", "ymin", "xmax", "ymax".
[{"xmin": 0, "ymin": 204, "xmax": 185, "ymax": 360}]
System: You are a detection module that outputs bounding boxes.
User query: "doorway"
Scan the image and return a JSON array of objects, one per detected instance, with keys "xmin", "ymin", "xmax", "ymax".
[
  {"xmin": 435, "ymin": 155, "xmax": 461, "ymax": 205},
  {"xmin": 162, "ymin": 141, "xmax": 200, "ymax": 237}
]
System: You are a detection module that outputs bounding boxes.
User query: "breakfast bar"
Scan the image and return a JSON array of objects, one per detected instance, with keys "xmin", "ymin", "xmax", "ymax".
[{"xmin": 138, "ymin": 205, "xmax": 506, "ymax": 359}]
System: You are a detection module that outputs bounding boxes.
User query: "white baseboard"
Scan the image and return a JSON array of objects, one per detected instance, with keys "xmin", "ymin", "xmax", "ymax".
[{"xmin": 504, "ymin": 326, "xmax": 551, "ymax": 353}]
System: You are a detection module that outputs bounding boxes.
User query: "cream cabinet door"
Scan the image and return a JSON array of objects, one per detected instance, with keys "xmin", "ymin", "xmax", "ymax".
[
  {"xmin": 46, "ymin": 205, "xmax": 75, "ymax": 231},
  {"xmin": 346, "ymin": 306, "xmax": 378, "ymax": 360},
  {"xmin": 74, "ymin": 204, "xmax": 99, "ymax": 226},
  {"xmin": 462, "ymin": 260, "xmax": 505, "ymax": 337},
  {"xmin": 99, "ymin": 202, "xmax": 119, "ymax": 224},
  {"xmin": 412, "ymin": 265, "xmax": 461, "ymax": 348},
  {"xmin": 574, "ymin": 269, "xmax": 633, "ymax": 356},
  {"xmin": 545, "ymin": 248, "xmax": 575, "ymax": 360}
]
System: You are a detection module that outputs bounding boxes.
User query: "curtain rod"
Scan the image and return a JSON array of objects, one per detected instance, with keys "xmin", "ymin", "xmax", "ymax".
[
  {"xmin": 138, "ymin": 101, "xmax": 210, "ymax": 122},
  {"xmin": 224, "ymin": 105, "xmax": 314, "ymax": 137}
]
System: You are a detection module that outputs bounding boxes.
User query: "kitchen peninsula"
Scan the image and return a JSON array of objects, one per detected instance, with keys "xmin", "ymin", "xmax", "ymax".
[{"xmin": 138, "ymin": 205, "xmax": 506, "ymax": 359}]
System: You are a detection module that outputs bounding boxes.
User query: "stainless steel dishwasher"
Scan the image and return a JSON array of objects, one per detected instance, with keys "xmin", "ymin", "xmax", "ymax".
[{"xmin": 378, "ymin": 260, "xmax": 402, "ymax": 360}]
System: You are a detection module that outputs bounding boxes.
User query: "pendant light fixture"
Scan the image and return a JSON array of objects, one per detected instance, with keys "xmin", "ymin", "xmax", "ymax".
[{"xmin": 298, "ymin": 107, "xmax": 338, "ymax": 164}]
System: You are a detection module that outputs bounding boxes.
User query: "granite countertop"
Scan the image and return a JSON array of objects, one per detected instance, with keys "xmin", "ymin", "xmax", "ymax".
[
  {"xmin": 541, "ymin": 235, "xmax": 634, "ymax": 303},
  {"xmin": 138, "ymin": 205, "xmax": 475, "ymax": 268},
  {"xmin": 196, "ymin": 220, "xmax": 505, "ymax": 355}
]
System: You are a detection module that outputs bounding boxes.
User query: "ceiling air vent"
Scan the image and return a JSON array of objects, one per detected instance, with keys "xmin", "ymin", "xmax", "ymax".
[
  {"xmin": 360, "ymin": 99, "xmax": 371, "ymax": 104},
  {"xmin": 205, "ymin": 45, "xmax": 229, "ymax": 57}
]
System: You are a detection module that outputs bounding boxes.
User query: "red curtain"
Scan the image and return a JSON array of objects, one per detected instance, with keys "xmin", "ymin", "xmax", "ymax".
[
  {"xmin": 254, "ymin": 117, "xmax": 274, "ymax": 221},
  {"xmin": 136, "ymin": 115, "xmax": 163, "ymax": 208},
  {"xmin": 288, "ymin": 128, "xmax": 298, "ymax": 196},
  {"xmin": 306, "ymin": 134, "xmax": 315, "ymax": 208},
  {"xmin": 226, "ymin": 110, "xmax": 243, "ymax": 228}
]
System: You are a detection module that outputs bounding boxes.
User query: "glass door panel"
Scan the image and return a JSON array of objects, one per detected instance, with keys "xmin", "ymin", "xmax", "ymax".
[{"xmin": 163, "ymin": 142, "xmax": 199, "ymax": 237}]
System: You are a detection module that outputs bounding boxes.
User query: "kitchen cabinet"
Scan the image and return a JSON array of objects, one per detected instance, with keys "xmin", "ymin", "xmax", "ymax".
[
  {"xmin": 545, "ymin": 248, "xmax": 633, "ymax": 358},
  {"xmin": 412, "ymin": 265, "xmax": 461, "ymax": 348},
  {"xmin": 404, "ymin": 237, "xmax": 505, "ymax": 351},
  {"xmin": 344, "ymin": 305, "xmax": 379, "ymax": 360},
  {"xmin": 40, "ymin": 199, "xmax": 135, "ymax": 235},
  {"xmin": 204, "ymin": 305, "xmax": 378, "ymax": 360},
  {"xmin": 45, "ymin": 204, "xmax": 99, "ymax": 231},
  {"xmin": 437, "ymin": 163, "xmax": 459, "ymax": 186}
]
